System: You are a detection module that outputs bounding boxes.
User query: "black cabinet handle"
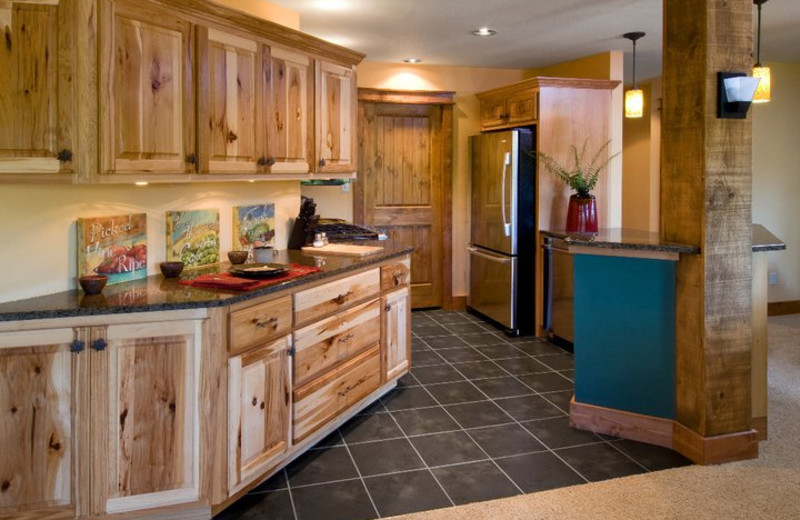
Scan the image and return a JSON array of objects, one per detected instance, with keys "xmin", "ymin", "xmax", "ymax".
[
  {"xmin": 385, "ymin": 303, "xmax": 392, "ymax": 312},
  {"xmin": 267, "ymin": 156, "xmax": 276, "ymax": 166},
  {"xmin": 186, "ymin": 153, "xmax": 197, "ymax": 165},
  {"xmin": 319, "ymin": 158, "xmax": 326, "ymax": 168},
  {"xmin": 91, "ymin": 338, "xmax": 107, "ymax": 351},
  {"xmin": 257, "ymin": 156, "xmax": 268, "ymax": 166},
  {"xmin": 70, "ymin": 339, "xmax": 85, "ymax": 353},
  {"xmin": 57, "ymin": 149, "xmax": 73, "ymax": 162}
]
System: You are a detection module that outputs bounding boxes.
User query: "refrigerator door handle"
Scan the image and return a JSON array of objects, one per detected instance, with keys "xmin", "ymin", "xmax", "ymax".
[
  {"xmin": 467, "ymin": 246, "xmax": 512, "ymax": 264},
  {"xmin": 501, "ymin": 152, "xmax": 511, "ymax": 237}
]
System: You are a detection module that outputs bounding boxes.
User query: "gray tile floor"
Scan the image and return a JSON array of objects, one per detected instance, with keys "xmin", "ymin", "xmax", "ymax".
[{"xmin": 216, "ymin": 310, "xmax": 691, "ymax": 520}]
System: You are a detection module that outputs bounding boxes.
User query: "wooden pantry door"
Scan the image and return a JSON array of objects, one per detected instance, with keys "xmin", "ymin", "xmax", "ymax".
[{"xmin": 355, "ymin": 89, "xmax": 453, "ymax": 309}]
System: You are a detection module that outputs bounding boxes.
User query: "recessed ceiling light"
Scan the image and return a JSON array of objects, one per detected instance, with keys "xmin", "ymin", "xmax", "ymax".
[
  {"xmin": 403, "ymin": 58, "xmax": 422, "ymax": 64},
  {"xmin": 472, "ymin": 27, "xmax": 497, "ymax": 37}
]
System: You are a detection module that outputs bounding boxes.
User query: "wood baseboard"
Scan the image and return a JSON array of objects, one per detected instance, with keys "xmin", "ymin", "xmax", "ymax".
[
  {"xmin": 768, "ymin": 300, "xmax": 800, "ymax": 316},
  {"xmin": 570, "ymin": 398, "xmax": 673, "ymax": 448},
  {"xmin": 570, "ymin": 398, "xmax": 761, "ymax": 464},
  {"xmin": 672, "ymin": 422, "xmax": 759, "ymax": 465},
  {"xmin": 450, "ymin": 295, "xmax": 467, "ymax": 311},
  {"xmin": 751, "ymin": 416, "xmax": 768, "ymax": 441}
]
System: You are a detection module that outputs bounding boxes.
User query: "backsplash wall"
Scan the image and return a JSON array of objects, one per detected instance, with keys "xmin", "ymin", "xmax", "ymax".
[{"xmin": 0, "ymin": 181, "xmax": 301, "ymax": 303}]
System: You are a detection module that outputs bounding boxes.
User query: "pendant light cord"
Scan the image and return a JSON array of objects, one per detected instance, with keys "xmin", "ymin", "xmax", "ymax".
[
  {"xmin": 632, "ymin": 39, "xmax": 637, "ymax": 89},
  {"xmin": 756, "ymin": 2, "xmax": 763, "ymax": 66}
]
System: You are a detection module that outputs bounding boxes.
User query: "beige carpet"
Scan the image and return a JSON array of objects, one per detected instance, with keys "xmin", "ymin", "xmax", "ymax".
[{"xmin": 389, "ymin": 315, "xmax": 800, "ymax": 520}]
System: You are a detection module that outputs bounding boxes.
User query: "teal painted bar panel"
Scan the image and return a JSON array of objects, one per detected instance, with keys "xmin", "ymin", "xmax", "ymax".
[{"xmin": 573, "ymin": 254, "xmax": 676, "ymax": 419}]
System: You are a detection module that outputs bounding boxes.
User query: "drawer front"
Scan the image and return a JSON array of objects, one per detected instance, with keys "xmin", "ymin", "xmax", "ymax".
[
  {"xmin": 229, "ymin": 296, "xmax": 292, "ymax": 354},
  {"xmin": 293, "ymin": 346, "xmax": 380, "ymax": 442},
  {"xmin": 294, "ymin": 300, "xmax": 381, "ymax": 387},
  {"xmin": 380, "ymin": 258, "xmax": 411, "ymax": 291},
  {"xmin": 294, "ymin": 269, "xmax": 380, "ymax": 324}
]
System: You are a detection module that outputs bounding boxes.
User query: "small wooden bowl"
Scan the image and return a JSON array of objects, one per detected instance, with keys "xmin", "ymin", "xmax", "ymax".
[
  {"xmin": 79, "ymin": 275, "xmax": 107, "ymax": 295},
  {"xmin": 227, "ymin": 250, "xmax": 249, "ymax": 265},
  {"xmin": 159, "ymin": 261, "xmax": 184, "ymax": 278}
]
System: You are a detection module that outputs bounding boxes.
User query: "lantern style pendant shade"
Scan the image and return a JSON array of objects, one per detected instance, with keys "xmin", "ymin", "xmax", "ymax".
[
  {"xmin": 623, "ymin": 31, "xmax": 646, "ymax": 119},
  {"xmin": 625, "ymin": 89, "xmax": 644, "ymax": 118},
  {"xmin": 753, "ymin": 0, "xmax": 771, "ymax": 103}
]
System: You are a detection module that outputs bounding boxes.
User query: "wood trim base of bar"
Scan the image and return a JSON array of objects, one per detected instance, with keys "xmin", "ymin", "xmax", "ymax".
[
  {"xmin": 450, "ymin": 295, "xmax": 467, "ymax": 311},
  {"xmin": 752, "ymin": 416, "xmax": 768, "ymax": 441},
  {"xmin": 570, "ymin": 398, "xmax": 761, "ymax": 464},
  {"xmin": 767, "ymin": 300, "xmax": 800, "ymax": 316},
  {"xmin": 569, "ymin": 398, "xmax": 673, "ymax": 448},
  {"xmin": 672, "ymin": 422, "xmax": 759, "ymax": 465}
]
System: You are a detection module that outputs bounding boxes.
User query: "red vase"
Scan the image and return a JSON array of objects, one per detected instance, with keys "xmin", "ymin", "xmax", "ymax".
[{"xmin": 566, "ymin": 194, "xmax": 598, "ymax": 233}]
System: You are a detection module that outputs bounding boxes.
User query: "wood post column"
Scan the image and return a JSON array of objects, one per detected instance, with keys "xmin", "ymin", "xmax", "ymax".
[{"xmin": 661, "ymin": 0, "xmax": 758, "ymax": 464}]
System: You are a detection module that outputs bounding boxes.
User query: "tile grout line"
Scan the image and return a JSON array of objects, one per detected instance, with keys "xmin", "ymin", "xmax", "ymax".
[
  {"xmin": 423, "ymin": 313, "xmax": 593, "ymax": 486},
  {"xmin": 602, "ymin": 436, "xmax": 652, "ymax": 472},
  {"xmin": 338, "ymin": 430, "xmax": 383, "ymax": 519},
  {"xmin": 381, "ymin": 386, "xmax": 459, "ymax": 509},
  {"xmin": 282, "ymin": 468, "xmax": 300, "ymax": 520}
]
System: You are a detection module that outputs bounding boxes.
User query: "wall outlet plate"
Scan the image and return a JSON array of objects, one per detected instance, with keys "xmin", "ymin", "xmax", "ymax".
[{"xmin": 769, "ymin": 271, "xmax": 779, "ymax": 286}]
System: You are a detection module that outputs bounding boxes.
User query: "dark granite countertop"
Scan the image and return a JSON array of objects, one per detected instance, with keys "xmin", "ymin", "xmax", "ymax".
[
  {"xmin": 540, "ymin": 228, "xmax": 700, "ymax": 255},
  {"xmin": 752, "ymin": 224, "xmax": 786, "ymax": 252},
  {"xmin": 542, "ymin": 224, "xmax": 785, "ymax": 255},
  {"xmin": 0, "ymin": 243, "xmax": 412, "ymax": 322}
]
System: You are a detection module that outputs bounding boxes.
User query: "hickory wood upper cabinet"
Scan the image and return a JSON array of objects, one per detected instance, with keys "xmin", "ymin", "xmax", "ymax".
[
  {"xmin": 197, "ymin": 26, "xmax": 264, "ymax": 175},
  {"xmin": 315, "ymin": 60, "xmax": 357, "ymax": 174},
  {"xmin": 0, "ymin": 313, "xmax": 204, "ymax": 518},
  {"xmin": 0, "ymin": 0, "xmax": 77, "ymax": 181},
  {"xmin": 478, "ymin": 86, "xmax": 538, "ymax": 131},
  {"xmin": 99, "ymin": 0, "xmax": 196, "ymax": 178}
]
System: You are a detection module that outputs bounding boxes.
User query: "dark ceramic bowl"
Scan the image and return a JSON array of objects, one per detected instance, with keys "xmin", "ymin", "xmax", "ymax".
[
  {"xmin": 79, "ymin": 275, "xmax": 107, "ymax": 295},
  {"xmin": 159, "ymin": 261, "xmax": 185, "ymax": 278},
  {"xmin": 227, "ymin": 250, "xmax": 249, "ymax": 265}
]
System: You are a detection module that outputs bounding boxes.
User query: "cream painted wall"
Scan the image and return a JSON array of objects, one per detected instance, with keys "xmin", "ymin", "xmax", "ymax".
[
  {"xmin": 0, "ymin": 182, "xmax": 300, "ymax": 303},
  {"xmin": 300, "ymin": 184, "xmax": 353, "ymax": 221},
  {"xmin": 209, "ymin": 0, "xmax": 299, "ymax": 29},
  {"xmin": 753, "ymin": 61, "xmax": 800, "ymax": 302}
]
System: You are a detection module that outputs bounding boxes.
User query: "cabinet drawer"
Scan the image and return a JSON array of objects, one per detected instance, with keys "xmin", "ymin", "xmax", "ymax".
[
  {"xmin": 229, "ymin": 296, "xmax": 292, "ymax": 354},
  {"xmin": 293, "ymin": 346, "xmax": 380, "ymax": 442},
  {"xmin": 381, "ymin": 258, "xmax": 411, "ymax": 291},
  {"xmin": 294, "ymin": 300, "xmax": 380, "ymax": 387},
  {"xmin": 294, "ymin": 269, "xmax": 380, "ymax": 324}
]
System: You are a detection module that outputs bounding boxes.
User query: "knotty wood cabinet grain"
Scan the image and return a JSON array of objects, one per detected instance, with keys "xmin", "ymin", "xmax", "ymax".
[
  {"xmin": 198, "ymin": 27, "xmax": 264, "ymax": 175},
  {"xmin": 100, "ymin": 0, "xmax": 196, "ymax": 177},
  {"xmin": 478, "ymin": 86, "xmax": 538, "ymax": 131},
  {"xmin": 89, "ymin": 319, "xmax": 202, "ymax": 515},
  {"xmin": 0, "ymin": 1, "xmax": 76, "ymax": 180},
  {"xmin": 267, "ymin": 47, "xmax": 313, "ymax": 174},
  {"xmin": 227, "ymin": 336, "xmax": 291, "ymax": 494},
  {"xmin": 0, "ymin": 327, "xmax": 84, "ymax": 518},
  {"xmin": 315, "ymin": 60, "xmax": 356, "ymax": 174},
  {"xmin": 382, "ymin": 287, "xmax": 411, "ymax": 382}
]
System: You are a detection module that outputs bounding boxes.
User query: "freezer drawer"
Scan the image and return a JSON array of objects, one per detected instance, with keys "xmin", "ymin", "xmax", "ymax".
[{"xmin": 467, "ymin": 247, "xmax": 517, "ymax": 330}]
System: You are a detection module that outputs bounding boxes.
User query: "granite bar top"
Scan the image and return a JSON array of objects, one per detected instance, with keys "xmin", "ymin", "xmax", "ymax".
[
  {"xmin": 540, "ymin": 228, "xmax": 700, "ymax": 255},
  {"xmin": 752, "ymin": 224, "xmax": 786, "ymax": 252},
  {"xmin": 0, "ymin": 243, "xmax": 412, "ymax": 322}
]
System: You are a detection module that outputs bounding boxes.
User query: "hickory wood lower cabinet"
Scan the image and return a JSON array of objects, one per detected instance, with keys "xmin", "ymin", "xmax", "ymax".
[{"xmin": 0, "ymin": 310, "xmax": 206, "ymax": 519}]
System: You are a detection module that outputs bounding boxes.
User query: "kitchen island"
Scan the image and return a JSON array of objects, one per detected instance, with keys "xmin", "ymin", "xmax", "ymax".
[
  {"xmin": 541, "ymin": 226, "xmax": 784, "ymax": 461},
  {"xmin": 0, "ymin": 245, "xmax": 411, "ymax": 520}
]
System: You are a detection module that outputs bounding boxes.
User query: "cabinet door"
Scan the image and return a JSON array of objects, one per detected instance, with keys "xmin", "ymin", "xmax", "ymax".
[
  {"xmin": 100, "ymin": 0, "xmax": 195, "ymax": 176},
  {"xmin": 0, "ymin": 1, "xmax": 74, "ymax": 176},
  {"xmin": 315, "ymin": 60, "xmax": 356, "ymax": 174},
  {"xmin": 266, "ymin": 47, "xmax": 312, "ymax": 174},
  {"xmin": 198, "ymin": 27, "xmax": 263, "ymax": 174},
  {"xmin": 507, "ymin": 88, "xmax": 538, "ymax": 126},
  {"xmin": 382, "ymin": 287, "xmax": 411, "ymax": 382},
  {"xmin": 0, "ymin": 327, "xmax": 84, "ymax": 518},
  {"xmin": 479, "ymin": 95, "xmax": 508, "ymax": 130},
  {"xmin": 90, "ymin": 320, "xmax": 201, "ymax": 515},
  {"xmin": 227, "ymin": 336, "xmax": 291, "ymax": 494}
]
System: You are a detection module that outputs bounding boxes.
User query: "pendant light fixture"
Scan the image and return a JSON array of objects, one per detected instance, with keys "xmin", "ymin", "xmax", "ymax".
[
  {"xmin": 623, "ymin": 32, "xmax": 646, "ymax": 118},
  {"xmin": 753, "ymin": 0, "xmax": 771, "ymax": 103}
]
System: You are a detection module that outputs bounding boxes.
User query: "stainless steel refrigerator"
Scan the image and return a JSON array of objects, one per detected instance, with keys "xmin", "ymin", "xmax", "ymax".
[{"xmin": 468, "ymin": 129, "xmax": 536, "ymax": 335}]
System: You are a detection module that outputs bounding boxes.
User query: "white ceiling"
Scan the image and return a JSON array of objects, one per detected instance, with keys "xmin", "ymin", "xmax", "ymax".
[{"xmin": 267, "ymin": 0, "xmax": 800, "ymax": 84}]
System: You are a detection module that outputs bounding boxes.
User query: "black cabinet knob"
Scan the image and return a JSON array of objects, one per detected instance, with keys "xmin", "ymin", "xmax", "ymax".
[
  {"xmin": 70, "ymin": 339, "xmax": 85, "ymax": 353},
  {"xmin": 186, "ymin": 153, "xmax": 197, "ymax": 165},
  {"xmin": 57, "ymin": 149, "xmax": 73, "ymax": 162}
]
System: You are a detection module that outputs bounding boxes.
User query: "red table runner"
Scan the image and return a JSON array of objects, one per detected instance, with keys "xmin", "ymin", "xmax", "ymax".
[{"xmin": 179, "ymin": 264, "xmax": 321, "ymax": 291}]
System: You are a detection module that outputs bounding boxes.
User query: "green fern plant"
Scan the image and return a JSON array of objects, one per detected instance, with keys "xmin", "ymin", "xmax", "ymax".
[{"xmin": 528, "ymin": 139, "xmax": 620, "ymax": 198}]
